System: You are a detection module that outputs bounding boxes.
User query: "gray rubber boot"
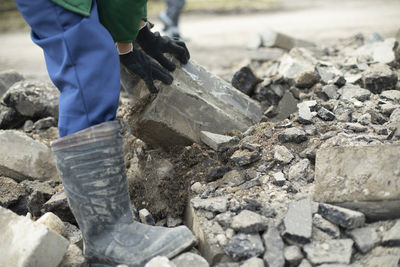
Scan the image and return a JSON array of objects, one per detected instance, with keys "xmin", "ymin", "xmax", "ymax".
[{"xmin": 51, "ymin": 120, "xmax": 196, "ymax": 267}]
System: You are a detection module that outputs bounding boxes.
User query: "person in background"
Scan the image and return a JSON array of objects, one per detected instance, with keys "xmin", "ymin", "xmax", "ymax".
[
  {"xmin": 13, "ymin": 0, "xmax": 194, "ymax": 265},
  {"xmin": 159, "ymin": 0, "xmax": 186, "ymax": 39}
]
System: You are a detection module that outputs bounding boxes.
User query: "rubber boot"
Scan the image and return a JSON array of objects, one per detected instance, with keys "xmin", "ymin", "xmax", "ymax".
[{"xmin": 51, "ymin": 120, "xmax": 196, "ymax": 266}]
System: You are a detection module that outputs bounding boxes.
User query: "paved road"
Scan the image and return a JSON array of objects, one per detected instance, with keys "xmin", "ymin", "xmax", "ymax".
[{"xmin": 0, "ymin": 0, "xmax": 399, "ymax": 80}]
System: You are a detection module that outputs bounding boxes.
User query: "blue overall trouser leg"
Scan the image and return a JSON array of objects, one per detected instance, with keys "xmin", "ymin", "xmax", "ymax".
[{"xmin": 14, "ymin": 0, "xmax": 120, "ymax": 137}]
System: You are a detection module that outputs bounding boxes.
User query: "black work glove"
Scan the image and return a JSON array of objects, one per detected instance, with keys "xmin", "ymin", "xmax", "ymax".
[
  {"xmin": 120, "ymin": 48, "xmax": 173, "ymax": 94},
  {"xmin": 136, "ymin": 23, "xmax": 190, "ymax": 72}
]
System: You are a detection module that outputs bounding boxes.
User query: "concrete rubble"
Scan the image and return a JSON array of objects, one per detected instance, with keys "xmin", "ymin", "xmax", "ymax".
[{"xmin": 1, "ymin": 30, "xmax": 400, "ymax": 266}]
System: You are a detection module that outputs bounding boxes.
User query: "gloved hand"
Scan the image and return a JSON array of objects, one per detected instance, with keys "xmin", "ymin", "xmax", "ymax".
[
  {"xmin": 120, "ymin": 48, "xmax": 173, "ymax": 94},
  {"xmin": 136, "ymin": 23, "xmax": 190, "ymax": 72}
]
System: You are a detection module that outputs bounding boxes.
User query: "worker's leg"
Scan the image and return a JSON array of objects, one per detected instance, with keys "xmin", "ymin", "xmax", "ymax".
[
  {"xmin": 166, "ymin": 0, "xmax": 186, "ymax": 26},
  {"xmin": 14, "ymin": 0, "xmax": 120, "ymax": 137}
]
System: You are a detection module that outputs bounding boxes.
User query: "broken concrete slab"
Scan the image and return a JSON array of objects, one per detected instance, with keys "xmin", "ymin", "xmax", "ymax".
[
  {"xmin": 0, "ymin": 130, "xmax": 59, "ymax": 182},
  {"xmin": 283, "ymin": 198, "xmax": 312, "ymax": 243},
  {"xmin": 318, "ymin": 203, "xmax": 365, "ymax": 229},
  {"xmin": 224, "ymin": 233, "xmax": 264, "ymax": 261},
  {"xmin": 200, "ymin": 131, "xmax": 238, "ymax": 152},
  {"xmin": 303, "ymin": 239, "xmax": 354, "ymax": 265},
  {"xmin": 348, "ymin": 227, "xmax": 380, "ymax": 253},
  {"xmin": 259, "ymin": 29, "xmax": 315, "ymax": 51},
  {"xmin": 274, "ymin": 145, "xmax": 294, "ymax": 164},
  {"xmin": 121, "ymin": 60, "xmax": 262, "ymax": 147},
  {"xmin": 2, "ymin": 80, "xmax": 59, "ymax": 119},
  {"xmin": 284, "ymin": 245, "xmax": 303, "ymax": 266},
  {"xmin": 0, "ymin": 206, "xmax": 69, "ymax": 267},
  {"xmin": 362, "ymin": 63, "xmax": 398, "ymax": 94},
  {"xmin": 172, "ymin": 252, "xmax": 210, "ymax": 267},
  {"xmin": 231, "ymin": 66, "xmax": 262, "ymax": 96},
  {"xmin": 231, "ymin": 210, "xmax": 268, "ymax": 233},
  {"xmin": 382, "ymin": 220, "xmax": 400, "ymax": 246},
  {"xmin": 339, "ymin": 84, "xmax": 371, "ymax": 102},
  {"xmin": 313, "ymin": 214, "xmax": 340, "ymax": 239},
  {"xmin": 191, "ymin": 196, "xmax": 229, "ymax": 214},
  {"xmin": 314, "ymin": 144, "xmax": 400, "ymax": 220},
  {"xmin": 271, "ymin": 91, "xmax": 298, "ymax": 122},
  {"xmin": 354, "ymin": 38, "xmax": 398, "ymax": 65},
  {"xmin": 262, "ymin": 225, "xmax": 285, "ymax": 267}
]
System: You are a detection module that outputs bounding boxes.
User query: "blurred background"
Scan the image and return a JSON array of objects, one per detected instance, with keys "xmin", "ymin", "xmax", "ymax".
[{"xmin": 0, "ymin": 0, "xmax": 399, "ymax": 80}]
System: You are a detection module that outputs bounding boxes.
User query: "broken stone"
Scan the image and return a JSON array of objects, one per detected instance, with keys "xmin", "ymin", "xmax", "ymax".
[
  {"xmin": 339, "ymin": 84, "xmax": 371, "ymax": 102},
  {"xmin": 344, "ymin": 122, "xmax": 368, "ymax": 132},
  {"xmin": 278, "ymin": 127, "xmax": 307, "ymax": 143},
  {"xmin": 231, "ymin": 150, "xmax": 261, "ymax": 166},
  {"xmin": 0, "ymin": 104, "xmax": 26, "ymax": 129},
  {"xmin": 272, "ymin": 171, "xmax": 286, "ymax": 186},
  {"xmin": 122, "ymin": 60, "xmax": 262, "ymax": 147},
  {"xmin": 321, "ymin": 85, "xmax": 339, "ymax": 100},
  {"xmin": 207, "ymin": 166, "xmax": 231, "ymax": 182},
  {"xmin": 224, "ymin": 233, "xmax": 264, "ymax": 261},
  {"xmin": 382, "ymin": 220, "xmax": 400, "ymax": 246},
  {"xmin": 0, "ymin": 70, "xmax": 24, "ymax": 91},
  {"xmin": 27, "ymin": 190, "xmax": 46, "ymax": 217},
  {"xmin": 191, "ymin": 196, "xmax": 228, "ymax": 213},
  {"xmin": 288, "ymin": 159, "xmax": 310, "ymax": 181},
  {"xmin": 43, "ymin": 190, "xmax": 75, "ymax": 225},
  {"xmin": 274, "ymin": 145, "xmax": 294, "ymax": 164},
  {"xmin": 298, "ymin": 259, "xmax": 312, "ymax": 267},
  {"xmin": 139, "ymin": 209, "xmax": 155, "ymax": 226},
  {"xmin": 0, "ymin": 130, "xmax": 58, "ymax": 182},
  {"xmin": 318, "ymin": 107, "xmax": 336, "ymax": 121},
  {"xmin": 272, "ymin": 91, "xmax": 298, "ymax": 122},
  {"xmin": 284, "ymin": 245, "xmax": 303, "ymax": 266},
  {"xmin": 318, "ymin": 203, "xmax": 365, "ymax": 229},
  {"xmin": 366, "ymin": 255, "xmax": 400, "ymax": 267},
  {"xmin": 0, "ymin": 206, "xmax": 69, "ymax": 267},
  {"xmin": 295, "ymin": 71, "xmax": 320, "ymax": 89},
  {"xmin": 36, "ymin": 212, "xmax": 67, "ymax": 237},
  {"xmin": 231, "ymin": 210, "xmax": 268, "ymax": 233},
  {"xmin": 23, "ymin": 120, "xmax": 34, "ymax": 132},
  {"xmin": 314, "ymin": 144, "xmax": 400, "ymax": 220},
  {"xmin": 362, "ymin": 63, "xmax": 398, "ymax": 94},
  {"xmin": 283, "ymin": 198, "xmax": 312, "ymax": 243},
  {"xmin": 303, "ymin": 239, "xmax": 354, "ymax": 265},
  {"xmin": 262, "ymin": 225, "xmax": 285, "ymax": 267},
  {"xmin": 2, "ymin": 80, "xmax": 59, "ymax": 119},
  {"xmin": 200, "ymin": 131, "xmax": 238, "ymax": 152},
  {"xmin": 347, "ymin": 227, "xmax": 380, "ymax": 253},
  {"xmin": 313, "ymin": 214, "xmax": 340, "ymax": 239},
  {"xmin": 381, "ymin": 90, "xmax": 400, "ymax": 102},
  {"xmin": 33, "ymin": 116, "xmax": 56, "ymax": 131},
  {"xmin": 231, "ymin": 66, "xmax": 262, "ymax": 95},
  {"xmin": 259, "ymin": 29, "xmax": 314, "ymax": 51},
  {"xmin": 58, "ymin": 244, "xmax": 85, "ymax": 267},
  {"xmin": 172, "ymin": 252, "xmax": 209, "ymax": 267},
  {"xmin": 354, "ymin": 38, "xmax": 397, "ymax": 64},
  {"xmin": 0, "ymin": 176, "xmax": 27, "ymax": 214},
  {"xmin": 239, "ymin": 257, "xmax": 264, "ymax": 267},
  {"xmin": 64, "ymin": 222, "xmax": 82, "ymax": 247},
  {"xmin": 166, "ymin": 216, "xmax": 182, "ymax": 227},
  {"xmin": 145, "ymin": 256, "xmax": 173, "ymax": 267},
  {"xmin": 297, "ymin": 101, "xmax": 317, "ymax": 124}
]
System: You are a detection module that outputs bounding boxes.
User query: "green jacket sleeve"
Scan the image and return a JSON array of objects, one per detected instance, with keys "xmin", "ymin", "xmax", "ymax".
[{"xmin": 97, "ymin": 0, "xmax": 147, "ymax": 43}]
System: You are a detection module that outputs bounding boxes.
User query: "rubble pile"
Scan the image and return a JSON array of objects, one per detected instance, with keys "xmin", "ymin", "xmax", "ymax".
[{"xmin": 1, "ymin": 29, "xmax": 400, "ymax": 266}]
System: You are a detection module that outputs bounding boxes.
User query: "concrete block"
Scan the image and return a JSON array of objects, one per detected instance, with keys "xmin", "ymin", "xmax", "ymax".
[
  {"xmin": 259, "ymin": 29, "xmax": 315, "ymax": 51},
  {"xmin": 0, "ymin": 130, "xmax": 58, "ymax": 182},
  {"xmin": 200, "ymin": 131, "xmax": 238, "ymax": 152},
  {"xmin": 121, "ymin": 60, "xmax": 262, "ymax": 147},
  {"xmin": 0, "ymin": 206, "xmax": 69, "ymax": 267},
  {"xmin": 314, "ymin": 144, "xmax": 400, "ymax": 220}
]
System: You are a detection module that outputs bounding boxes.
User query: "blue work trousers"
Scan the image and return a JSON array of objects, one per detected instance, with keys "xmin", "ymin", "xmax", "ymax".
[
  {"xmin": 14, "ymin": 0, "xmax": 121, "ymax": 137},
  {"xmin": 166, "ymin": 0, "xmax": 186, "ymax": 26}
]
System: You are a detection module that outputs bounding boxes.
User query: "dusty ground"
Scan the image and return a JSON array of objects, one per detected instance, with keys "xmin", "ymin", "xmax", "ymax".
[{"xmin": 0, "ymin": 0, "xmax": 399, "ymax": 81}]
